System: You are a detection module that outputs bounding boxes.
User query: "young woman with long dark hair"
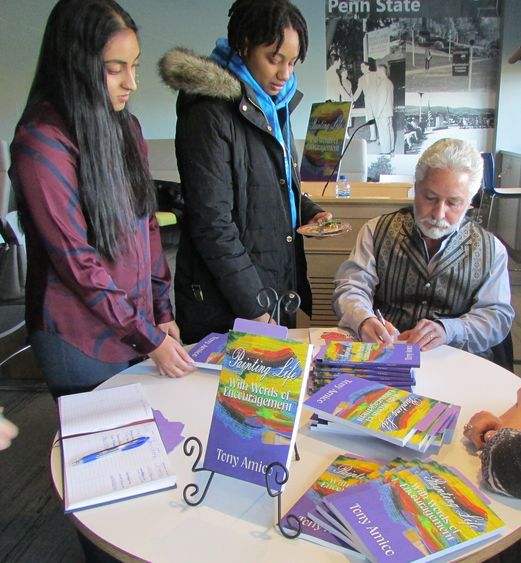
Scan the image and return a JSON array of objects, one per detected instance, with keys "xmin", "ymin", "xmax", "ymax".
[
  {"xmin": 10, "ymin": 0, "xmax": 194, "ymax": 398},
  {"xmin": 159, "ymin": 0, "xmax": 330, "ymax": 344}
]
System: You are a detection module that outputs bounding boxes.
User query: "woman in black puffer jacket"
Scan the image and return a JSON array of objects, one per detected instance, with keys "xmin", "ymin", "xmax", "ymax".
[{"xmin": 159, "ymin": 0, "xmax": 329, "ymax": 343}]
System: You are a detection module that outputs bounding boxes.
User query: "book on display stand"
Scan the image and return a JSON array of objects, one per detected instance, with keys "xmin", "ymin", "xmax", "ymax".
[
  {"xmin": 203, "ymin": 329, "xmax": 313, "ymax": 490},
  {"xmin": 299, "ymin": 100, "xmax": 352, "ymax": 182},
  {"xmin": 182, "ymin": 316, "xmax": 315, "ymax": 538}
]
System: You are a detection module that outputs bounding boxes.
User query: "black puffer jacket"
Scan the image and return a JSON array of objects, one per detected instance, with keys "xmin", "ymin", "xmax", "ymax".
[{"xmin": 159, "ymin": 48, "xmax": 323, "ymax": 343}]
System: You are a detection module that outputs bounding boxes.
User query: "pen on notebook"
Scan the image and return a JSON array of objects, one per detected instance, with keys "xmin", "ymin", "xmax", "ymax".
[{"xmin": 72, "ymin": 436, "xmax": 150, "ymax": 466}]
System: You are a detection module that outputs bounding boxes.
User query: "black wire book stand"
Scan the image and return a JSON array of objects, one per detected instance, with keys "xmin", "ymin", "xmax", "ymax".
[{"xmin": 182, "ymin": 436, "xmax": 302, "ymax": 539}]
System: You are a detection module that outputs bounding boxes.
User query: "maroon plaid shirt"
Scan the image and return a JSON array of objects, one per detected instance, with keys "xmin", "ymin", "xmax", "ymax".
[{"xmin": 10, "ymin": 107, "xmax": 173, "ymax": 362}]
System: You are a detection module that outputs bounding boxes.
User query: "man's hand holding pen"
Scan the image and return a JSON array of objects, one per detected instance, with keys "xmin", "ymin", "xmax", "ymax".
[
  {"xmin": 359, "ymin": 310, "xmax": 447, "ymax": 351},
  {"xmin": 358, "ymin": 309, "xmax": 400, "ymax": 344}
]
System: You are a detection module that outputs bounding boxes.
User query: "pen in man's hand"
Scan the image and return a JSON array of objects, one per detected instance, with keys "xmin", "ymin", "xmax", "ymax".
[
  {"xmin": 375, "ymin": 309, "xmax": 386, "ymax": 327},
  {"xmin": 72, "ymin": 436, "xmax": 150, "ymax": 466}
]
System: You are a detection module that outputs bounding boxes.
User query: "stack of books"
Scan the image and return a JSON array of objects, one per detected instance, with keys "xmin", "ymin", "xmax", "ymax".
[
  {"xmin": 304, "ymin": 374, "xmax": 460, "ymax": 453},
  {"xmin": 312, "ymin": 341, "xmax": 419, "ymax": 393},
  {"xmin": 283, "ymin": 454, "xmax": 504, "ymax": 562}
]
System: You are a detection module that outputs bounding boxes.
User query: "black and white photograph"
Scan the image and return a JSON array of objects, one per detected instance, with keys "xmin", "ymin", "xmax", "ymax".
[{"xmin": 325, "ymin": 0, "xmax": 500, "ymax": 178}]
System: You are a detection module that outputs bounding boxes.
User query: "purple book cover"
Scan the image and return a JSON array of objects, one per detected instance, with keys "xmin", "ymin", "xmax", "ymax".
[
  {"xmin": 312, "ymin": 381, "xmax": 413, "ymax": 394},
  {"xmin": 304, "ymin": 375, "xmax": 440, "ymax": 447},
  {"xmin": 321, "ymin": 341, "xmax": 420, "ymax": 369},
  {"xmin": 442, "ymin": 405, "xmax": 461, "ymax": 444},
  {"xmin": 232, "ymin": 318, "xmax": 288, "ymax": 339},
  {"xmin": 204, "ymin": 331, "xmax": 313, "ymax": 489},
  {"xmin": 188, "ymin": 332, "xmax": 227, "ymax": 370},
  {"xmin": 282, "ymin": 453, "xmax": 383, "ymax": 554},
  {"xmin": 324, "ymin": 470, "xmax": 504, "ymax": 562},
  {"xmin": 315, "ymin": 365, "xmax": 414, "ymax": 375}
]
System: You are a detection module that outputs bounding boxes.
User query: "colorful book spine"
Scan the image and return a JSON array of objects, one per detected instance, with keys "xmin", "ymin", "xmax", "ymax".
[{"xmin": 204, "ymin": 331, "xmax": 313, "ymax": 489}]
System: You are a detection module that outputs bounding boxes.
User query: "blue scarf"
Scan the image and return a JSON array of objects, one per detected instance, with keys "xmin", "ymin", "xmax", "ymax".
[{"xmin": 210, "ymin": 38, "xmax": 297, "ymax": 229}]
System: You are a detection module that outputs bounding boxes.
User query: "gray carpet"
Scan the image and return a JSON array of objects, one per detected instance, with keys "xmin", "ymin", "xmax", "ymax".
[{"xmin": 0, "ymin": 389, "xmax": 84, "ymax": 562}]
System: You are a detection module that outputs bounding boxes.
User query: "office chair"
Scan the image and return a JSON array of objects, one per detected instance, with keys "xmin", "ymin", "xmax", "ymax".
[
  {"xmin": 480, "ymin": 152, "xmax": 521, "ymax": 231},
  {"xmin": 0, "ymin": 304, "xmax": 30, "ymax": 371},
  {"xmin": 0, "ymin": 142, "xmax": 31, "ymax": 378},
  {"xmin": 491, "ymin": 332, "xmax": 514, "ymax": 373}
]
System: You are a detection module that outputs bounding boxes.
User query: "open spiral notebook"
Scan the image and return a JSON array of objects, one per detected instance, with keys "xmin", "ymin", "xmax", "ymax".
[{"xmin": 58, "ymin": 383, "xmax": 176, "ymax": 513}]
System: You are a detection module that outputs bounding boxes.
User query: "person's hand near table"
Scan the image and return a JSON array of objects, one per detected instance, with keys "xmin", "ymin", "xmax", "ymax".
[
  {"xmin": 153, "ymin": 321, "xmax": 196, "ymax": 377},
  {"xmin": 358, "ymin": 314, "xmax": 400, "ymax": 345},
  {"xmin": 464, "ymin": 388, "xmax": 521, "ymax": 499},
  {"xmin": 0, "ymin": 409, "xmax": 18, "ymax": 450},
  {"xmin": 464, "ymin": 388, "xmax": 521, "ymax": 449},
  {"xmin": 398, "ymin": 318, "xmax": 448, "ymax": 351}
]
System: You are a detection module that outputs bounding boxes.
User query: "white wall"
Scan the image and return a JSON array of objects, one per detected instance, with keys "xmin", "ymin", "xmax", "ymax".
[
  {"xmin": 0, "ymin": 0, "xmax": 325, "ymax": 143},
  {"xmin": 2, "ymin": 0, "xmax": 519, "ymax": 153},
  {"xmin": 495, "ymin": 0, "xmax": 521, "ymax": 154}
]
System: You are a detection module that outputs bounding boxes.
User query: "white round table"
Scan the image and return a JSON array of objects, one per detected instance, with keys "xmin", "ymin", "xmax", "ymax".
[{"xmin": 50, "ymin": 336, "xmax": 521, "ymax": 562}]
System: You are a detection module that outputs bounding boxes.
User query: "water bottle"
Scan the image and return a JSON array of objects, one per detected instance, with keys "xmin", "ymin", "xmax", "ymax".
[{"xmin": 336, "ymin": 174, "xmax": 351, "ymax": 198}]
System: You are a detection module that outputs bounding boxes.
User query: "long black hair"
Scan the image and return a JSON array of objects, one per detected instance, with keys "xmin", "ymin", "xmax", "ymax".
[
  {"xmin": 18, "ymin": 0, "xmax": 156, "ymax": 260},
  {"xmin": 227, "ymin": 0, "xmax": 308, "ymax": 62}
]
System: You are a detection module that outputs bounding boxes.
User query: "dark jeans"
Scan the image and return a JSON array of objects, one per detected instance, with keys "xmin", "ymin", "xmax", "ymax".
[{"xmin": 29, "ymin": 331, "xmax": 137, "ymax": 399}]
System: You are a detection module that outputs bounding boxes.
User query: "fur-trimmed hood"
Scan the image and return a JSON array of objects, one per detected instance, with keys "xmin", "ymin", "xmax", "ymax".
[{"xmin": 158, "ymin": 47, "xmax": 242, "ymax": 101}]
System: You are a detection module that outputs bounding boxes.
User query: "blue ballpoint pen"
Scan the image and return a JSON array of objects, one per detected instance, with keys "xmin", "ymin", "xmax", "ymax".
[{"xmin": 72, "ymin": 436, "xmax": 150, "ymax": 466}]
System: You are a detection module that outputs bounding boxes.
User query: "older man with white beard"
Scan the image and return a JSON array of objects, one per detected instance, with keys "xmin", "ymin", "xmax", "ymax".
[{"xmin": 332, "ymin": 138, "xmax": 514, "ymax": 359}]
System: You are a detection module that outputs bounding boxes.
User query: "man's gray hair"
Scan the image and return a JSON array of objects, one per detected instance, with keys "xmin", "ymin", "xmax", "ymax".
[{"xmin": 415, "ymin": 138, "xmax": 484, "ymax": 199}]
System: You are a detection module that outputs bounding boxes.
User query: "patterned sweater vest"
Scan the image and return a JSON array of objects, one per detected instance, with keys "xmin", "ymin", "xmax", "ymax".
[{"xmin": 373, "ymin": 208, "xmax": 495, "ymax": 332}]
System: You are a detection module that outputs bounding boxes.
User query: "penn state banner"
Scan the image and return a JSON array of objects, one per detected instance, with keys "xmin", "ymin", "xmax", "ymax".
[{"xmin": 325, "ymin": 0, "xmax": 500, "ymax": 178}]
